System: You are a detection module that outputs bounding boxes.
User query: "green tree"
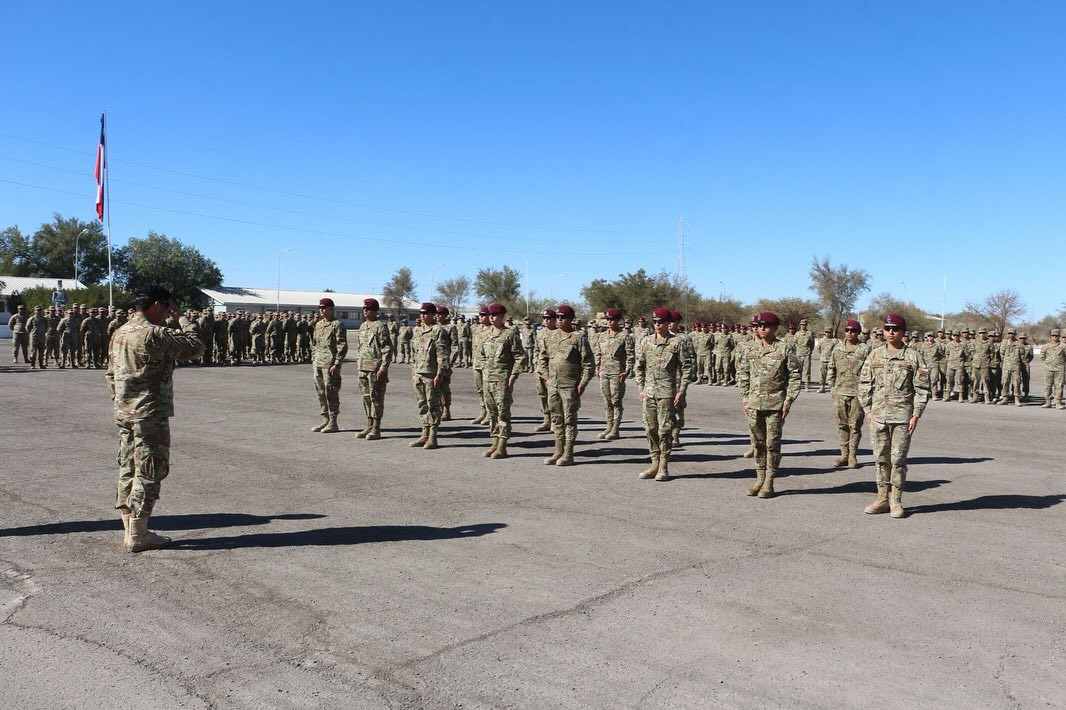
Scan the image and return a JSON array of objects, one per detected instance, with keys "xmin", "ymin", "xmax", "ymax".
[
  {"xmin": 581, "ymin": 269, "xmax": 699, "ymax": 319},
  {"xmin": 862, "ymin": 293, "xmax": 935, "ymax": 334},
  {"xmin": 382, "ymin": 267, "xmax": 417, "ymax": 315},
  {"xmin": 690, "ymin": 297, "xmax": 748, "ymax": 325},
  {"xmin": 0, "ymin": 214, "xmax": 112, "ymax": 283},
  {"xmin": 11, "ymin": 285, "xmax": 132, "ymax": 311},
  {"xmin": 753, "ymin": 297, "xmax": 822, "ymax": 330},
  {"xmin": 434, "ymin": 275, "xmax": 471, "ymax": 314},
  {"xmin": 964, "ymin": 289, "xmax": 1026, "ymax": 335},
  {"xmin": 122, "ymin": 232, "xmax": 222, "ymax": 308},
  {"xmin": 475, "ymin": 266, "xmax": 522, "ymax": 310},
  {"xmin": 808, "ymin": 257, "xmax": 871, "ymax": 335}
]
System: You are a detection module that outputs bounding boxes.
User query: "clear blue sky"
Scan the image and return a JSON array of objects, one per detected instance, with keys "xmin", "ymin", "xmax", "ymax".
[{"xmin": 3, "ymin": 1, "xmax": 1064, "ymax": 320}]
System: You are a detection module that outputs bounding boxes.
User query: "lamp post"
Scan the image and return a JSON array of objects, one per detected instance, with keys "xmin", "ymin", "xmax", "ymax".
[
  {"xmin": 277, "ymin": 248, "xmax": 291, "ymax": 311},
  {"xmin": 75, "ymin": 228, "xmax": 89, "ymax": 285},
  {"xmin": 550, "ymin": 273, "xmax": 565, "ymax": 300}
]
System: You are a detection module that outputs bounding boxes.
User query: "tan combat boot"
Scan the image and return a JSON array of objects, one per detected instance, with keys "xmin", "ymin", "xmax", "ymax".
[
  {"xmin": 471, "ymin": 410, "xmax": 486, "ymax": 425},
  {"xmin": 120, "ymin": 510, "xmax": 131, "ymax": 550},
  {"xmin": 597, "ymin": 416, "xmax": 612, "ymax": 439},
  {"xmin": 833, "ymin": 444, "xmax": 849, "ymax": 468},
  {"xmin": 320, "ymin": 415, "xmax": 339, "ymax": 433},
  {"xmin": 544, "ymin": 435, "xmax": 564, "ymax": 465},
  {"xmin": 889, "ymin": 486, "xmax": 905, "ymax": 518},
  {"xmin": 556, "ymin": 438, "xmax": 574, "ymax": 466},
  {"xmin": 605, "ymin": 416, "xmax": 621, "ymax": 441},
  {"xmin": 423, "ymin": 426, "xmax": 439, "ymax": 450},
  {"xmin": 311, "ymin": 414, "xmax": 330, "ymax": 432},
  {"xmin": 742, "ymin": 445, "xmax": 755, "ymax": 459},
  {"xmin": 441, "ymin": 405, "xmax": 451, "ymax": 421},
  {"xmin": 535, "ymin": 415, "xmax": 552, "ymax": 433},
  {"xmin": 125, "ymin": 514, "xmax": 171, "ymax": 553},
  {"xmin": 746, "ymin": 469, "xmax": 765, "ymax": 496},
  {"xmin": 757, "ymin": 469, "xmax": 775, "ymax": 498},
  {"xmin": 483, "ymin": 437, "xmax": 499, "ymax": 457},
  {"xmin": 365, "ymin": 418, "xmax": 381, "ymax": 440},
  {"xmin": 864, "ymin": 484, "xmax": 891, "ymax": 514},
  {"xmin": 847, "ymin": 432, "xmax": 860, "ymax": 469},
  {"xmin": 410, "ymin": 426, "xmax": 429, "ymax": 447},
  {"xmin": 355, "ymin": 419, "xmax": 373, "ymax": 438},
  {"xmin": 671, "ymin": 428, "xmax": 681, "ymax": 446},
  {"xmin": 490, "ymin": 438, "xmax": 508, "ymax": 459},
  {"xmin": 639, "ymin": 455, "xmax": 659, "ymax": 479},
  {"xmin": 655, "ymin": 452, "xmax": 670, "ymax": 481}
]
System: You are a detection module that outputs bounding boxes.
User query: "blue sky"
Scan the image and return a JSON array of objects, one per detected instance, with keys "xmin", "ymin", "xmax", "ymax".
[{"xmin": 3, "ymin": 1, "xmax": 1064, "ymax": 319}]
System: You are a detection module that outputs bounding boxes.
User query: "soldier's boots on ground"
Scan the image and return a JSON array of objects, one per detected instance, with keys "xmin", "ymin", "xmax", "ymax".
[
  {"xmin": 639, "ymin": 454, "xmax": 660, "ymax": 479},
  {"xmin": 544, "ymin": 435, "xmax": 564, "ymax": 465},
  {"xmin": 747, "ymin": 469, "xmax": 765, "ymax": 496},
  {"xmin": 889, "ymin": 487, "xmax": 906, "ymax": 518},
  {"xmin": 757, "ymin": 469, "xmax": 775, "ymax": 498},
  {"xmin": 366, "ymin": 419, "xmax": 382, "ymax": 439},
  {"xmin": 864, "ymin": 483, "xmax": 891, "ymax": 515},
  {"xmin": 555, "ymin": 438, "xmax": 574, "ymax": 467},
  {"xmin": 411, "ymin": 427, "xmax": 429, "ymax": 447},
  {"xmin": 125, "ymin": 514, "xmax": 172, "ymax": 553},
  {"xmin": 655, "ymin": 452, "xmax": 670, "ymax": 481},
  {"xmin": 604, "ymin": 416, "xmax": 621, "ymax": 440},
  {"xmin": 848, "ymin": 432, "xmax": 860, "ymax": 469},
  {"xmin": 490, "ymin": 438, "xmax": 508, "ymax": 459},
  {"xmin": 535, "ymin": 415, "xmax": 552, "ymax": 432},
  {"xmin": 356, "ymin": 420, "xmax": 373, "ymax": 439},
  {"xmin": 441, "ymin": 405, "xmax": 451, "ymax": 421},
  {"xmin": 833, "ymin": 446, "xmax": 849, "ymax": 467},
  {"xmin": 321, "ymin": 415, "xmax": 339, "ymax": 433},
  {"xmin": 423, "ymin": 426, "xmax": 439, "ymax": 449},
  {"xmin": 311, "ymin": 414, "xmax": 330, "ymax": 432}
]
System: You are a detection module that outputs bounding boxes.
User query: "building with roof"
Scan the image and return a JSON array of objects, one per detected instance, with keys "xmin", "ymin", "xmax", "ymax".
[
  {"xmin": 1, "ymin": 276, "xmax": 87, "ymax": 337},
  {"xmin": 198, "ymin": 286, "xmax": 421, "ymax": 329}
]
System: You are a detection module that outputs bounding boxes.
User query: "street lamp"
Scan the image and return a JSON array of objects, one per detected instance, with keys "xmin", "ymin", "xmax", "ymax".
[
  {"xmin": 75, "ymin": 228, "xmax": 89, "ymax": 285},
  {"xmin": 550, "ymin": 273, "xmax": 565, "ymax": 300},
  {"xmin": 277, "ymin": 248, "xmax": 291, "ymax": 311}
]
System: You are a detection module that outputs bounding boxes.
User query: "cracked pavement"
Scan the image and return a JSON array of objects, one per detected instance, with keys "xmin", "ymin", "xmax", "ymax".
[{"xmin": 1, "ymin": 358, "xmax": 1064, "ymax": 708}]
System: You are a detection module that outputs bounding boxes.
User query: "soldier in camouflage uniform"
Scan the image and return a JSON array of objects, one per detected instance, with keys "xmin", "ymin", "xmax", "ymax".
[
  {"xmin": 410, "ymin": 302, "xmax": 450, "ymax": 450},
  {"xmin": 969, "ymin": 327, "xmax": 994, "ymax": 403},
  {"xmin": 106, "ymin": 286, "xmax": 203, "ymax": 552},
  {"xmin": 817, "ymin": 327, "xmax": 836, "ymax": 393},
  {"xmin": 539, "ymin": 304, "xmax": 595, "ymax": 466},
  {"xmin": 459, "ymin": 316, "xmax": 473, "ymax": 368},
  {"xmin": 435, "ymin": 306, "xmax": 458, "ymax": 419},
  {"xmin": 918, "ymin": 331, "xmax": 945, "ymax": 400},
  {"xmin": 533, "ymin": 308, "xmax": 557, "ymax": 432},
  {"xmin": 9, "ymin": 304, "xmax": 29, "ymax": 363},
  {"xmin": 355, "ymin": 298, "xmax": 393, "ymax": 440},
  {"xmin": 667, "ymin": 311, "xmax": 696, "ymax": 445},
  {"xmin": 738, "ymin": 312, "xmax": 801, "ymax": 498},
  {"xmin": 26, "ymin": 306, "xmax": 48, "ymax": 368},
  {"xmin": 310, "ymin": 298, "xmax": 348, "ymax": 433},
  {"xmin": 635, "ymin": 307, "xmax": 693, "ymax": 481},
  {"xmin": 106, "ymin": 309, "xmax": 127, "ymax": 358},
  {"xmin": 792, "ymin": 319, "xmax": 815, "ymax": 391},
  {"xmin": 58, "ymin": 306, "xmax": 77, "ymax": 368},
  {"xmin": 519, "ymin": 318, "xmax": 536, "ymax": 373},
  {"xmin": 594, "ymin": 308, "xmax": 635, "ymax": 441},
  {"xmin": 44, "ymin": 307, "xmax": 61, "ymax": 366},
  {"xmin": 197, "ymin": 308, "xmax": 215, "ymax": 366},
  {"xmin": 826, "ymin": 319, "xmax": 869, "ymax": 469},
  {"xmin": 859, "ymin": 313, "xmax": 930, "ymax": 519},
  {"xmin": 997, "ymin": 328, "xmax": 1025, "ymax": 406},
  {"xmin": 1018, "ymin": 333, "xmax": 1034, "ymax": 401},
  {"xmin": 1040, "ymin": 329, "xmax": 1066, "ymax": 408},
  {"xmin": 480, "ymin": 303, "xmax": 526, "ymax": 459},
  {"xmin": 249, "ymin": 314, "xmax": 266, "ymax": 364},
  {"xmin": 713, "ymin": 323, "xmax": 734, "ymax": 386},
  {"xmin": 470, "ymin": 306, "xmax": 491, "ymax": 425},
  {"xmin": 944, "ymin": 330, "xmax": 969, "ymax": 402}
]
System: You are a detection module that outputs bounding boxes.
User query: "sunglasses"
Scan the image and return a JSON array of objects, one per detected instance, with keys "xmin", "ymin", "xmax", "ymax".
[
  {"xmin": 844, "ymin": 328, "xmax": 859, "ymax": 332},
  {"xmin": 606, "ymin": 317, "xmax": 619, "ymax": 321},
  {"xmin": 883, "ymin": 326, "xmax": 901, "ymax": 331},
  {"xmin": 559, "ymin": 315, "xmax": 573, "ymax": 319},
  {"xmin": 652, "ymin": 319, "xmax": 664, "ymax": 324}
]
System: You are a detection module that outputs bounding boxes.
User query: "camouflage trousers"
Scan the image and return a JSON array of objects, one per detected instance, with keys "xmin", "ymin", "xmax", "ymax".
[
  {"xmin": 60, "ymin": 334, "xmax": 74, "ymax": 365},
  {"xmin": 215, "ymin": 341, "xmax": 229, "ymax": 363},
  {"xmin": 599, "ymin": 374, "xmax": 626, "ymax": 424},
  {"xmin": 713, "ymin": 353, "xmax": 729, "ymax": 383},
  {"xmin": 313, "ymin": 365, "xmax": 341, "ymax": 416},
  {"xmin": 46, "ymin": 334, "xmax": 60, "ymax": 363},
  {"xmin": 1021, "ymin": 363, "xmax": 1030, "ymax": 397},
  {"xmin": 1045, "ymin": 370, "xmax": 1063, "ymax": 406},
  {"xmin": 252, "ymin": 338, "xmax": 265, "ymax": 362},
  {"xmin": 474, "ymin": 368, "xmax": 487, "ymax": 414},
  {"xmin": 115, "ymin": 417, "xmax": 170, "ymax": 517},
  {"xmin": 747, "ymin": 408, "xmax": 783, "ymax": 473},
  {"xmin": 833, "ymin": 394, "xmax": 864, "ymax": 451},
  {"xmin": 536, "ymin": 372, "xmax": 549, "ymax": 416},
  {"xmin": 439, "ymin": 370, "xmax": 452, "ymax": 409},
  {"xmin": 412, "ymin": 373, "xmax": 442, "ymax": 427},
  {"xmin": 82, "ymin": 335, "xmax": 98, "ymax": 366},
  {"xmin": 548, "ymin": 383, "xmax": 582, "ymax": 442},
  {"xmin": 945, "ymin": 367, "xmax": 967, "ymax": 400},
  {"xmin": 929, "ymin": 363, "xmax": 943, "ymax": 397},
  {"xmin": 1000, "ymin": 367, "xmax": 1022, "ymax": 401},
  {"xmin": 970, "ymin": 366, "xmax": 992, "ymax": 401},
  {"xmin": 29, "ymin": 336, "xmax": 46, "ymax": 367},
  {"xmin": 359, "ymin": 370, "xmax": 388, "ymax": 421},
  {"xmin": 11, "ymin": 332, "xmax": 28, "ymax": 362},
  {"xmin": 871, "ymin": 419, "xmax": 911, "ymax": 490},
  {"xmin": 800, "ymin": 355, "xmax": 812, "ymax": 388},
  {"xmin": 696, "ymin": 354, "xmax": 710, "ymax": 382},
  {"xmin": 819, "ymin": 360, "xmax": 830, "ymax": 389},
  {"xmin": 484, "ymin": 379, "xmax": 514, "ymax": 439},
  {"xmin": 229, "ymin": 337, "xmax": 244, "ymax": 363},
  {"xmin": 642, "ymin": 394, "xmax": 676, "ymax": 458},
  {"xmin": 462, "ymin": 340, "xmax": 472, "ymax": 367}
]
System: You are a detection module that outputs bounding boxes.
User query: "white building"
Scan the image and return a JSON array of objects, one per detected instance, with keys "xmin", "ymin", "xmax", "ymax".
[
  {"xmin": 198, "ymin": 286, "xmax": 421, "ymax": 329},
  {"xmin": 1, "ymin": 276, "xmax": 87, "ymax": 337}
]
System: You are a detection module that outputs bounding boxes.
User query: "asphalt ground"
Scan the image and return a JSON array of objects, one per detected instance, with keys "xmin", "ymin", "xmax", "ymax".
[{"xmin": 1, "ymin": 356, "xmax": 1064, "ymax": 709}]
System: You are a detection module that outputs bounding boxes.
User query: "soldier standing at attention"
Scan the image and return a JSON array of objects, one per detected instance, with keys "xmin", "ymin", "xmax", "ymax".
[
  {"xmin": 713, "ymin": 322, "xmax": 734, "ymax": 386},
  {"xmin": 9, "ymin": 304, "xmax": 29, "ymax": 363},
  {"xmin": 918, "ymin": 331, "xmax": 945, "ymax": 400},
  {"xmin": 540, "ymin": 304, "xmax": 595, "ymax": 466},
  {"xmin": 944, "ymin": 330, "xmax": 969, "ymax": 402},
  {"xmin": 1018, "ymin": 333, "xmax": 1034, "ymax": 401},
  {"xmin": 635, "ymin": 308, "xmax": 691, "ymax": 481},
  {"xmin": 470, "ymin": 306, "xmax": 492, "ymax": 425},
  {"xmin": 667, "ymin": 311, "xmax": 696, "ymax": 445},
  {"xmin": 410, "ymin": 302, "xmax": 449, "ymax": 450},
  {"xmin": 792, "ymin": 319, "xmax": 815, "ymax": 391},
  {"xmin": 859, "ymin": 313, "xmax": 930, "ymax": 519},
  {"xmin": 594, "ymin": 308, "xmax": 635, "ymax": 441},
  {"xmin": 27, "ymin": 306, "xmax": 48, "ymax": 369},
  {"xmin": 249, "ymin": 314, "xmax": 266, "ymax": 364},
  {"xmin": 1040, "ymin": 329, "xmax": 1066, "ymax": 408},
  {"xmin": 107, "ymin": 286, "xmax": 203, "ymax": 552},
  {"xmin": 997, "ymin": 328, "xmax": 1025, "ymax": 406},
  {"xmin": 533, "ymin": 308, "xmax": 557, "ymax": 432},
  {"xmin": 45, "ymin": 307, "xmax": 61, "ymax": 366},
  {"xmin": 310, "ymin": 298, "xmax": 347, "ymax": 433},
  {"xmin": 480, "ymin": 303, "xmax": 526, "ymax": 459},
  {"xmin": 826, "ymin": 319, "xmax": 870, "ymax": 469},
  {"xmin": 58, "ymin": 306, "xmax": 76, "ymax": 368},
  {"xmin": 214, "ymin": 312, "xmax": 229, "ymax": 364},
  {"xmin": 355, "ymin": 298, "xmax": 393, "ymax": 440},
  {"xmin": 197, "ymin": 308, "xmax": 215, "ymax": 366},
  {"xmin": 435, "ymin": 306, "xmax": 458, "ymax": 420},
  {"xmin": 519, "ymin": 318, "xmax": 537, "ymax": 373},
  {"xmin": 459, "ymin": 315, "xmax": 473, "ymax": 368},
  {"xmin": 970, "ymin": 327, "xmax": 994, "ymax": 403},
  {"xmin": 738, "ymin": 312, "xmax": 801, "ymax": 498},
  {"xmin": 817, "ymin": 326, "xmax": 836, "ymax": 393}
]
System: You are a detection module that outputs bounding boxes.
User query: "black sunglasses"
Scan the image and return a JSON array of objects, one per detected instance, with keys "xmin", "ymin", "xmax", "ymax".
[{"xmin": 883, "ymin": 326, "xmax": 901, "ymax": 331}]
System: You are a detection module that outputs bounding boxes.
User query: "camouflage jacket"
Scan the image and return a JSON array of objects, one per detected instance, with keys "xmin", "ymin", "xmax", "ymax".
[
  {"xmin": 945, "ymin": 341, "xmax": 969, "ymax": 367},
  {"xmin": 106, "ymin": 313, "xmax": 203, "ymax": 423},
  {"xmin": 971, "ymin": 339, "xmax": 994, "ymax": 367},
  {"xmin": 792, "ymin": 330, "xmax": 815, "ymax": 357},
  {"xmin": 738, "ymin": 339, "xmax": 801, "ymax": 411},
  {"xmin": 197, "ymin": 314, "xmax": 215, "ymax": 340},
  {"xmin": 1041, "ymin": 341, "xmax": 1066, "ymax": 372},
  {"xmin": 636, "ymin": 332, "xmax": 692, "ymax": 399},
  {"xmin": 58, "ymin": 315, "xmax": 75, "ymax": 341},
  {"xmin": 481, "ymin": 326, "xmax": 526, "ymax": 382},
  {"xmin": 859, "ymin": 343, "xmax": 931, "ymax": 424},
  {"xmin": 412, "ymin": 323, "xmax": 450, "ymax": 377},
  {"xmin": 540, "ymin": 328, "xmax": 594, "ymax": 388},
  {"xmin": 27, "ymin": 314, "xmax": 48, "ymax": 340},
  {"xmin": 356, "ymin": 319, "xmax": 393, "ymax": 373},
  {"xmin": 817, "ymin": 336, "xmax": 837, "ymax": 363},
  {"xmin": 918, "ymin": 341, "xmax": 944, "ymax": 364},
  {"xmin": 713, "ymin": 332, "xmax": 734, "ymax": 355},
  {"xmin": 519, "ymin": 326, "xmax": 536, "ymax": 348},
  {"xmin": 312, "ymin": 318, "xmax": 348, "ymax": 368},
  {"xmin": 675, "ymin": 331, "xmax": 697, "ymax": 382},
  {"xmin": 249, "ymin": 319, "xmax": 266, "ymax": 344},
  {"xmin": 998, "ymin": 340, "xmax": 1025, "ymax": 370},
  {"xmin": 7, "ymin": 312, "xmax": 28, "ymax": 333},
  {"xmin": 471, "ymin": 324, "xmax": 489, "ymax": 370},
  {"xmin": 826, "ymin": 341, "xmax": 871, "ymax": 397},
  {"xmin": 595, "ymin": 328, "xmax": 635, "ymax": 376}
]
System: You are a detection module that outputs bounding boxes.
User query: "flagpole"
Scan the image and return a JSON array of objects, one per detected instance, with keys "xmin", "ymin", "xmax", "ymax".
[{"xmin": 103, "ymin": 111, "xmax": 113, "ymax": 308}]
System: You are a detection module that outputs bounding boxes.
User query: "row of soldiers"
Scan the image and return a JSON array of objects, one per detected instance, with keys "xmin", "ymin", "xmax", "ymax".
[
  {"xmin": 170, "ymin": 308, "xmax": 321, "ymax": 366},
  {"xmin": 7, "ymin": 303, "xmax": 125, "ymax": 368}
]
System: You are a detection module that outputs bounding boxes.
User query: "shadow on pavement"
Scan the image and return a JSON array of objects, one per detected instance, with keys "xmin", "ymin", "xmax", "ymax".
[
  {"xmin": 778, "ymin": 479, "xmax": 951, "ymax": 496},
  {"xmin": 908, "ymin": 456, "xmax": 993, "ymax": 465},
  {"xmin": 0, "ymin": 512, "xmax": 324, "ymax": 537},
  {"xmin": 675, "ymin": 465, "xmax": 836, "ymax": 481},
  {"xmin": 908, "ymin": 494, "xmax": 1066, "ymax": 514},
  {"xmin": 172, "ymin": 522, "xmax": 507, "ymax": 550}
]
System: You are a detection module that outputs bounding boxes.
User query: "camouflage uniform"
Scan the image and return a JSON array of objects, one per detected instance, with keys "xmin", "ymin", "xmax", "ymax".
[
  {"xmin": 1040, "ymin": 331, "xmax": 1066, "ymax": 408},
  {"xmin": 519, "ymin": 322, "xmax": 537, "ymax": 373},
  {"xmin": 533, "ymin": 316, "xmax": 556, "ymax": 432},
  {"xmin": 459, "ymin": 319, "xmax": 473, "ymax": 368},
  {"xmin": 214, "ymin": 314, "xmax": 229, "ymax": 364},
  {"xmin": 816, "ymin": 333, "xmax": 836, "ymax": 393},
  {"xmin": 594, "ymin": 326, "xmax": 635, "ymax": 440},
  {"xmin": 197, "ymin": 311, "xmax": 215, "ymax": 366},
  {"xmin": 712, "ymin": 327, "xmax": 734, "ymax": 385},
  {"xmin": 480, "ymin": 324, "xmax": 526, "ymax": 457},
  {"xmin": 540, "ymin": 326, "xmax": 595, "ymax": 465},
  {"xmin": 738, "ymin": 338, "xmax": 801, "ymax": 496},
  {"xmin": 670, "ymin": 325, "xmax": 697, "ymax": 443},
  {"xmin": 792, "ymin": 324, "xmax": 815, "ymax": 390},
  {"xmin": 918, "ymin": 335, "xmax": 945, "ymax": 400},
  {"xmin": 58, "ymin": 310, "xmax": 77, "ymax": 367},
  {"xmin": 997, "ymin": 332, "xmax": 1025, "ymax": 405},
  {"xmin": 284, "ymin": 314, "xmax": 298, "ymax": 362},
  {"xmin": 8, "ymin": 308, "xmax": 29, "ymax": 363},
  {"xmin": 45, "ymin": 310, "xmax": 61, "ymax": 365},
  {"xmin": 944, "ymin": 334, "xmax": 969, "ymax": 402},
  {"xmin": 969, "ymin": 333, "xmax": 994, "ymax": 403},
  {"xmin": 249, "ymin": 316, "xmax": 267, "ymax": 363},
  {"xmin": 826, "ymin": 340, "xmax": 871, "ymax": 468},
  {"xmin": 410, "ymin": 319, "xmax": 450, "ymax": 447},
  {"xmin": 355, "ymin": 317, "xmax": 393, "ymax": 438},
  {"xmin": 635, "ymin": 328, "xmax": 693, "ymax": 480},
  {"xmin": 27, "ymin": 309, "xmax": 48, "ymax": 368},
  {"xmin": 1019, "ymin": 336, "xmax": 1034, "ymax": 400},
  {"xmin": 311, "ymin": 315, "xmax": 348, "ymax": 429}
]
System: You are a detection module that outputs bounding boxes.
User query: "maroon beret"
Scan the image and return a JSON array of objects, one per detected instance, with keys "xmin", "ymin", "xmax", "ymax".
[
  {"xmin": 884, "ymin": 313, "xmax": 906, "ymax": 329},
  {"xmin": 754, "ymin": 311, "xmax": 780, "ymax": 326},
  {"xmin": 436, "ymin": 305, "xmax": 450, "ymax": 315},
  {"xmin": 319, "ymin": 298, "xmax": 335, "ymax": 308},
  {"xmin": 542, "ymin": 308, "xmax": 557, "ymax": 318},
  {"xmin": 845, "ymin": 319, "xmax": 861, "ymax": 330},
  {"xmin": 652, "ymin": 307, "xmax": 672, "ymax": 321},
  {"xmin": 605, "ymin": 308, "xmax": 621, "ymax": 319},
  {"xmin": 478, "ymin": 304, "xmax": 490, "ymax": 316},
  {"xmin": 556, "ymin": 304, "xmax": 575, "ymax": 318},
  {"xmin": 488, "ymin": 303, "xmax": 506, "ymax": 315},
  {"xmin": 363, "ymin": 298, "xmax": 379, "ymax": 310},
  {"xmin": 670, "ymin": 310, "xmax": 682, "ymax": 322},
  {"xmin": 420, "ymin": 302, "xmax": 436, "ymax": 313}
]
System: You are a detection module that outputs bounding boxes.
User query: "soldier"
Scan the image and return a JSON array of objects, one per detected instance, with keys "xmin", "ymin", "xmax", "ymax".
[
  {"xmin": 693, "ymin": 322, "xmax": 713, "ymax": 384},
  {"xmin": 826, "ymin": 319, "xmax": 870, "ymax": 469},
  {"xmin": 106, "ymin": 285, "xmax": 203, "ymax": 552},
  {"xmin": 397, "ymin": 318, "xmax": 413, "ymax": 364},
  {"xmin": 635, "ymin": 308, "xmax": 692, "ymax": 481},
  {"xmin": 58, "ymin": 306, "xmax": 78, "ymax": 368},
  {"xmin": 988, "ymin": 330, "xmax": 1003, "ymax": 401},
  {"xmin": 817, "ymin": 326, "xmax": 836, "ymax": 393},
  {"xmin": 436, "ymin": 306, "xmax": 458, "ymax": 419},
  {"xmin": 310, "ymin": 298, "xmax": 347, "ymax": 433},
  {"xmin": 712, "ymin": 322, "xmax": 734, "ymax": 385},
  {"xmin": 532, "ymin": 307, "xmax": 557, "ymax": 432},
  {"xmin": 594, "ymin": 308, "xmax": 635, "ymax": 441},
  {"xmin": 667, "ymin": 311, "xmax": 696, "ymax": 445},
  {"xmin": 229, "ymin": 311, "xmax": 246, "ymax": 365},
  {"xmin": 249, "ymin": 313, "xmax": 266, "ymax": 364},
  {"xmin": 944, "ymin": 330, "xmax": 969, "ymax": 402},
  {"xmin": 387, "ymin": 314, "xmax": 400, "ymax": 360},
  {"xmin": 1041, "ymin": 329, "xmax": 1066, "ymax": 408},
  {"xmin": 539, "ymin": 304, "xmax": 595, "ymax": 466},
  {"xmin": 296, "ymin": 313, "xmax": 311, "ymax": 363},
  {"xmin": 459, "ymin": 315, "xmax": 473, "ymax": 368},
  {"xmin": 45, "ymin": 307, "xmax": 61, "ymax": 366},
  {"xmin": 859, "ymin": 313, "xmax": 931, "ymax": 519},
  {"xmin": 284, "ymin": 310, "xmax": 298, "ymax": 363},
  {"xmin": 355, "ymin": 298, "xmax": 393, "ymax": 440},
  {"xmin": 1019, "ymin": 333, "xmax": 1034, "ymax": 401},
  {"xmin": 410, "ymin": 302, "xmax": 449, "ymax": 450},
  {"xmin": 8, "ymin": 304, "xmax": 29, "ymax": 363},
  {"xmin": 27, "ymin": 306, "xmax": 48, "ymax": 368},
  {"xmin": 213, "ymin": 311, "xmax": 229, "ymax": 364},
  {"xmin": 470, "ymin": 305, "xmax": 492, "ymax": 425},
  {"xmin": 792, "ymin": 319, "xmax": 816, "ymax": 391},
  {"xmin": 78, "ymin": 307, "xmax": 97, "ymax": 368},
  {"xmin": 69, "ymin": 303, "xmax": 85, "ymax": 366},
  {"xmin": 519, "ymin": 317, "xmax": 537, "ymax": 373},
  {"xmin": 997, "ymin": 328, "xmax": 1025, "ymax": 406},
  {"xmin": 197, "ymin": 308, "xmax": 215, "ymax": 366},
  {"xmin": 106, "ymin": 310, "xmax": 128, "ymax": 355},
  {"xmin": 632, "ymin": 316, "xmax": 651, "ymax": 346},
  {"xmin": 737, "ymin": 311, "xmax": 801, "ymax": 498},
  {"xmin": 918, "ymin": 331, "xmax": 945, "ymax": 400},
  {"xmin": 968, "ymin": 327, "xmax": 994, "ymax": 403},
  {"xmin": 480, "ymin": 303, "xmax": 526, "ymax": 459}
]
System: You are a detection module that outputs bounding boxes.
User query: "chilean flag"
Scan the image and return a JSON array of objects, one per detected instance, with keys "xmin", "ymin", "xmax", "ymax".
[{"xmin": 94, "ymin": 113, "xmax": 106, "ymax": 221}]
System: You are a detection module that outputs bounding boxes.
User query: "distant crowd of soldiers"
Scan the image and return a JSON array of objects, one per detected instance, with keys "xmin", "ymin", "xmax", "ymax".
[{"xmin": 7, "ymin": 303, "xmax": 128, "ymax": 369}]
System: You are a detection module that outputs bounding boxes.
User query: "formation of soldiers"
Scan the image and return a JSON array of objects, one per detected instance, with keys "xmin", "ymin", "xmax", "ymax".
[{"xmin": 7, "ymin": 303, "xmax": 130, "ymax": 369}]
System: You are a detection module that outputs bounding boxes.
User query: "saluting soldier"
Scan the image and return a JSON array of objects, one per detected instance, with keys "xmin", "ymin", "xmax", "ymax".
[
  {"xmin": 635, "ymin": 307, "xmax": 693, "ymax": 481},
  {"xmin": 540, "ymin": 304, "xmax": 595, "ymax": 466},
  {"xmin": 594, "ymin": 308, "xmax": 635, "ymax": 440},
  {"xmin": 480, "ymin": 303, "xmax": 526, "ymax": 459}
]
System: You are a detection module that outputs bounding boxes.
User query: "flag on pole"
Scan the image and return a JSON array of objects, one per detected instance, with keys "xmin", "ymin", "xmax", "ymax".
[{"xmin": 94, "ymin": 113, "xmax": 106, "ymax": 221}]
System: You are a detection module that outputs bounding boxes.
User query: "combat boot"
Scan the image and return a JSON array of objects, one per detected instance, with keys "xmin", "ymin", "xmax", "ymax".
[
  {"xmin": 544, "ymin": 435, "xmax": 564, "ymax": 465},
  {"xmin": 535, "ymin": 415, "xmax": 552, "ymax": 433},
  {"xmin": 441, "ymin": 405, "xmax": 452, "ymax": 421},
  {"xmin": 365, "ymin": 418, "xmax": 381, "ymax": 440},
  {"xmin": 311, "ymin": 414, "xmax": 330, "ymax": 432},
  {"xmin": 639, "ymin": 455, "xmax": 659, "ymax": 479},
  {"xmin": 833, "ymin": 445, "xmax": 849, "ymax": 468},
  {"xmin": 556, "ymin": 438, "xmax": 574, "ymax": 466},
  {"xmin": 847, "ymin": 433, "xmax": 860, "ymax": 469},
  {"xmin": 471, "ymin": 411, "xmax": 486, "ymax": 425},
  {"xmin": 757, "ymin": 469, "xmax": 775, "ymax": 498},
  {"xmin": 120, "ymin": 510, "xmax": 131, "ymax": 550},
  {"xmin": 605, "ymin": 416, "xmax": 621, "ymax": 441},
  {"xmin": 864, "ymin": 484, "xmax": 891, "ymax": 514},
  {"xmin": 490, "ymin": 438, "xmax": 508, "ymax": 459},
  {"xmin": 125, "ymin": 514, "xmax": 171, "ymax": 553},
  {"xmin": 746, "ymin": 469, "xmax": 765, "ymax": 496},
  {"xmin": 483, "ymin": 437, "xmax": 499, "ymax": 457},
  {"xmin": 597, "ymin": 423, "xmax": 611, "ymax": 439},
  {"xmin": 671, "ymin": 428, "xmax": 681, "ymax": 446},
  {"xmin": 889, "ymin": 486, "xmax": 906, "ymax": 518},
  {"xmin": 355, "ymin": 420, "xmax": 373, "ymax": 438},
  {"xmin": 320, "ymin": 415, "xmax": 339, "ymax": 433},
  {"xmin": 655, "ymin": 452, "xmax": 670, "ymax": 481},
  {"xmin": 410, "ymin": 426, "xmax": 429, "ymax": 447},
  {"xmin": 1041, "ymin": 402, "xmax": 1052, "ymax": 409},
  {"xmin": 742, "ymin": 445, "xmax": 755, "ymax": 459},
  {"xmin": 423, "ymin": 426, "xmax": 439, "ymax": 450}
]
